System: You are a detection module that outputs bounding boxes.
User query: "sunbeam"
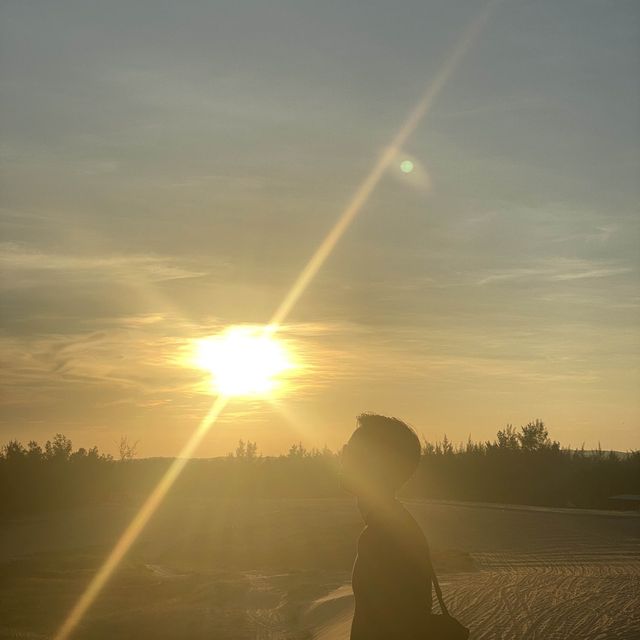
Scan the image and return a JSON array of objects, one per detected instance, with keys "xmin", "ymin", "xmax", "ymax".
[
  {"xmin": 53, "ymin": 395, "xmax": 229, "ymax": 640},
  {"xmin": 268, "ymin": 397, "xmax": 318, "ymax": 445}
]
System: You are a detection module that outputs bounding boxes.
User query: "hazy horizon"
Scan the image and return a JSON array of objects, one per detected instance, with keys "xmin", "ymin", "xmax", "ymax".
[{"xmin": 1, "ymin": 0, "xmax": 639, "ymax": 456}]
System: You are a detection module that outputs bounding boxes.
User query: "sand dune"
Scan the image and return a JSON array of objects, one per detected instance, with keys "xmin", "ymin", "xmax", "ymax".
[{"xmin": 304, "ymin": 585, "xmax": 354, "ymax": 640}]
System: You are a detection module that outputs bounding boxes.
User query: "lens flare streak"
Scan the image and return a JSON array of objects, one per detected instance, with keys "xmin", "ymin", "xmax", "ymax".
[
  {"xmin": 53, "ymin": 395, "xmax": 229, "ymax": 640},
  {"xmin": 268, "ymin": 0, "xmax": 499, "ymax": 329}
]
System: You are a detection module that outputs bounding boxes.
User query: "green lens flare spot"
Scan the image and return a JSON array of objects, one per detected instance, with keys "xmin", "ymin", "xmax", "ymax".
[{"xmin": 400, "ymin": 160, "xmax": 414, "ymax": 174}]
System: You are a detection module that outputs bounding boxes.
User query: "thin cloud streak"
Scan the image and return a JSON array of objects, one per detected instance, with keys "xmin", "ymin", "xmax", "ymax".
[
  {"xmin": 0, "ymin": 243, "xmax": 209, "ymax": 285},
  {"xmin": 477, "ymin": 258, "xmax": 634, "ymax": 286}
]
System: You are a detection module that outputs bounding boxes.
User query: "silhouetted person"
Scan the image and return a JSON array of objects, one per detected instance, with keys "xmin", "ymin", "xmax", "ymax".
[{"xmin": 342, "ymin": 413, "xmax": 432, "ymax": 639}]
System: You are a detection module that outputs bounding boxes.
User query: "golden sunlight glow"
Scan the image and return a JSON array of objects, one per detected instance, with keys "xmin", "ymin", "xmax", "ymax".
[
  {"xmin": 194, "ymin": 326, "xmax": 293, "ymax": 396},
  {"xmin": 53, "ymin": 3, "xmax": 501, "ymax": 637}
]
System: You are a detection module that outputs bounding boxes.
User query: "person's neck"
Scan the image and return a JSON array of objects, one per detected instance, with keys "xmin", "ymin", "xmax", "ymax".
[{"xmin": 357, "ymin": 492, "xmax": 398, "ymax": 523}]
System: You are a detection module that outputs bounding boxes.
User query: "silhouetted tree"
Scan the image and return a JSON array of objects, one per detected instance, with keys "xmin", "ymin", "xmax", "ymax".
[
  {"xmin": 45, "ymin": 433, "xmax": 73, "ymax": 461},
  {"xmin": 118, "ymin": 435, "xmax": 139, "ymax": 461},
  {"xmin": 233, "ymin": 439, "xmax": 258, "ymax": 460},
  {"xmin": 27, "ymin": 440, "xmax": 44, "ymax": 460},
  {"xmin": 3, "ymin": 439, "xmax": 26, "ymax": 461},
  {"xmin": 246, "ymin": 441, "xmax": 258, "ymax": 459},
  {"xmin": 496, "ymin": 424, "xmax": 519, "ymax": 450},
  {"xmin": 288, "ymin": 442, "xmax": 309, "ymax": 458},
  {"xmin": 1, "ymin": 425, "xmax": 638, "ymax": 515},
  {"xmin": 441, "ymin": 434, "xmax": 453, "ymax": 456},
  {"xmin": 517, "ymin": 419, "xmax": 554, "ymax": 451}
]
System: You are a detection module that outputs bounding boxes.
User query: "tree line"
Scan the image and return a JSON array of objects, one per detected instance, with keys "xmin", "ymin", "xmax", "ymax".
[{"xmin": 1, "ymin": 421, "xmax": 638, "ymax": 518}]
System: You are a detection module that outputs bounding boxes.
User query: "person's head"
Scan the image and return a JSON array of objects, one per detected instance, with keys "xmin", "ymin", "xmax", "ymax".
[{"xmin": 341, "ymin": 413, "xmax": 421, "ymax": 500}]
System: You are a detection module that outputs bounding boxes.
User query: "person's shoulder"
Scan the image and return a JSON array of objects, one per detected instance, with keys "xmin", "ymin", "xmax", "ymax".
[
  {"xmin": 401, "ymin": 503, "xmax": 425, "ymax": 530},
  {"xmin": 396, "ymin": 503, "xmax": 430, "ymax": 548},
  {"xmin": 363, "ymin": 502, "xmax": 429, "ymax": 548}
]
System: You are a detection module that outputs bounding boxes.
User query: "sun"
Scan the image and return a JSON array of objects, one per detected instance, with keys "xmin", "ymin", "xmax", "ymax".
[{"xmin": 193, "ymin": 326, "xmax": 294, "ymax": 397}]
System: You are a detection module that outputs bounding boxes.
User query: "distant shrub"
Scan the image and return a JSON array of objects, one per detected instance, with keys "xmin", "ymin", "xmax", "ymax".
[
  {"xmin": 0, "ymin": 435, "xmax": 114, "ymax": 516},
  {"xmin": 1, "ymin": 421, "xmax": 638, "ymax": 516}
]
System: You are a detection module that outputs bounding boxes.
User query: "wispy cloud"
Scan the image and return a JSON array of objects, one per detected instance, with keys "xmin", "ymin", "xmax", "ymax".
[
  {"xmin": 551, "ymin": 224, "xmax": 619, "ymax": 245},
  {"xmin": 0, "ymin": 243, "xmax": 209, "ymax": 287},
  {"xmin": 550, "ymin": 267, "xmax": 632, "ymax": 281},
  {"xmin": 477, "ymin": 258, "xmax": 633, "ymax": 286},
  {"xmin": 0, "ymin": 324, "xmax": 199, "ymax": 407}
]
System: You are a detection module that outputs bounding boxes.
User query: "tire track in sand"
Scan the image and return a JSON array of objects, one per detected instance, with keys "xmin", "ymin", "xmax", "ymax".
[{"xmin": 443, "ymin": 548, "xmax": 639, "ymax": 639}]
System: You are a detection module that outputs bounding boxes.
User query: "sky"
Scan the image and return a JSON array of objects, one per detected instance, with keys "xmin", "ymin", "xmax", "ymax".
[{"xmin": 1, "ymin": 0, "xmax": 638, "ymax": 456}]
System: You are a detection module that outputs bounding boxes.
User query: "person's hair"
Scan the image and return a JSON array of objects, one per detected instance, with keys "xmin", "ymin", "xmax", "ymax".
[{"xmin": 349, "ymin": 413, "xmax": 422, "ymax": 489}]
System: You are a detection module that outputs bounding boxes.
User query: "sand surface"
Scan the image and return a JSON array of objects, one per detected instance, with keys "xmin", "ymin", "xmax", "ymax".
[
  {"xmin": 1, "ymin": 499, "xmax": 638, "ymax": 639},
  {"xmin": 303, "ymin": 500, "xmax": 640, "ymax": 640}
]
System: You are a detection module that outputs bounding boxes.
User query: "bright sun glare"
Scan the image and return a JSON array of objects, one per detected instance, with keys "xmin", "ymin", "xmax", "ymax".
[{"xmin": 194, "ymin": 326, "xmax": 293, "ymax": 397}]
